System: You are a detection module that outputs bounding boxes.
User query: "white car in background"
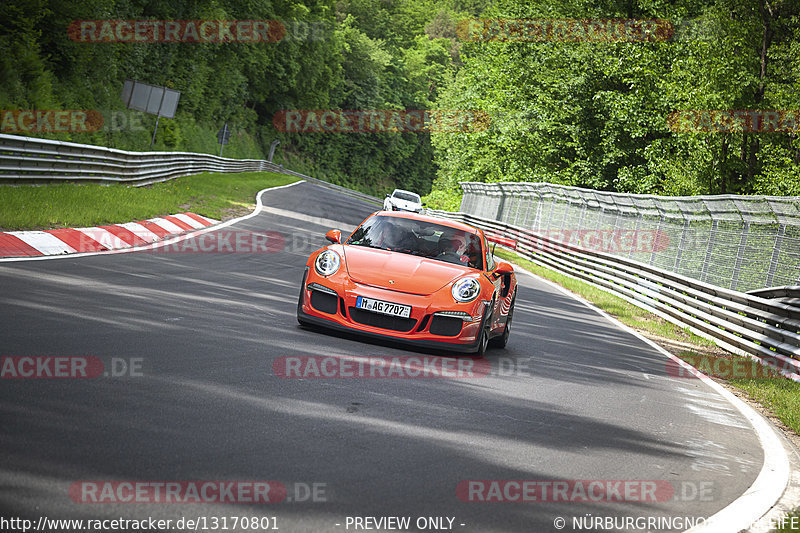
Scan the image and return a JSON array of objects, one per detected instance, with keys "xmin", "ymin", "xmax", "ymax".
[{"xmin": 384, "ymin": 189, "xmax": 425, "ymax": 213}]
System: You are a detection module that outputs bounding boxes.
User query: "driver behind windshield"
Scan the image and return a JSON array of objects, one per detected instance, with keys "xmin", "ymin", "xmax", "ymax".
[
  {"xmin": 437, "ymin": 231, "xmax": 482, "ymax": 268},
  {"xmin": 380, "ymin": 221, "xmax": 416, "ymax": 251}
]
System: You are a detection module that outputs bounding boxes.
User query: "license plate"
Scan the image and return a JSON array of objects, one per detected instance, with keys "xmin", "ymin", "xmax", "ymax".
[{"xmin": 355, "ymin": 296, "xmax": 411, "ymax": 318}]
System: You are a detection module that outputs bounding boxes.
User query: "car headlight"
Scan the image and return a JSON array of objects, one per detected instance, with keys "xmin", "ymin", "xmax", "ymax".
[
  {"xmin": 451, "ymin": 277, "xmax": 481, "ymax": 303},
  {"xmin": 314, "ymin": 250, "xmax": 341, "ymax": 276}
]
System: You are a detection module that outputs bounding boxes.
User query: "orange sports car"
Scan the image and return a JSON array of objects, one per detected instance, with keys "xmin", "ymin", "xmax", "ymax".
[{"xmin": 297, "ymin": 211, "xmax": 517, "ymax": 354}]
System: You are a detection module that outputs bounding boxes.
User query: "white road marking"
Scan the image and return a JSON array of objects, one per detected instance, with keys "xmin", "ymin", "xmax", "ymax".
[
  {"xmin": 171, "ymin": 213, "xmax": 207, "ymax": 229},
  {"xmin": 117, "ymin": 222, "xmax": 160, "ymax": 243},
  {"xmin": 7, "ymin": 231, "xmax": 75, "ymax": 255},
  {"xmin": 77, "ymin": 227, "xmax": 127, "ymax": 249},
  {"xmin": 147, "ymin": 217, "xmax": 186, "ymax": 234}
]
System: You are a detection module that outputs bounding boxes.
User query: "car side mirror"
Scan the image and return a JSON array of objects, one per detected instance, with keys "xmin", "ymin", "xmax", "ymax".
[
  {"xmin": 325, "ymin": 229, "xmax": 341, "ymax": 244},
  {"xmin": 495, "ymin": 261, "xmax": 514, "ymax": 275},
  {"xmin": 422, "ymin": 202, "xmax": 427, "ymax": 206},
  {"xmin": 386, "ymin": 194, "xmax": 391, "ymax": 198}
]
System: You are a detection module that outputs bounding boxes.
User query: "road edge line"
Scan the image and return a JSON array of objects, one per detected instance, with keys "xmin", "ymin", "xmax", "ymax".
[{"xmin": 512, "ymin": 263, "xmax": 794, "ymax": 533}]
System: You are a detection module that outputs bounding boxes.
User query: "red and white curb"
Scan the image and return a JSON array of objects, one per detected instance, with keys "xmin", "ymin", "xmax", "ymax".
[{"xmin": 0, "ymin": 213, "xmax": 218, "ymax": 258}]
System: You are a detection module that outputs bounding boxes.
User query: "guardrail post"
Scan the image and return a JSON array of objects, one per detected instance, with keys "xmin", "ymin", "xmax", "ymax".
[
  {"xmin": 532, "ymin": 198, "xmax": 543, "ymax": 230},
  {"xmin": 673, "ymin": 219, "xmax": 691, "ymax": 274},
  {"xmin": 524, "ymin": 184, "xmax": 537, "ymax": 228},
  {"xmin": 559, "ymin": 197, "xmax": 568, "ymax": 232},
  {"xmin": 510, "ymin": 187, "xmax": 520, "ymax": 226},
  {"xmin": 497, "ymin": 183, "xmax": 507, "ymax": 221},
  {"xmin": 729, "ymin": 221, "xmax": 751, "ymax": 291},
  {"xmin": 545, "ymin": 190, "xmax": 556, "ymax": 230},
  {"xmin": 700, "ymin": 219, "xmax": 718, "ymax": 283},
  {"xmin": 628, "ymin": 211, "xmax": 642, "ymax": 259},
  {"xmin": 766, "ymin": 223, "xmax": 786, "ymax": 288}
]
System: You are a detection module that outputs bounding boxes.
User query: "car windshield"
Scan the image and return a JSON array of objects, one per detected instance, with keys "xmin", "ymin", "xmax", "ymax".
[
  {"xmin": 393, "ymin": 191, "xmax": 421, "ymax": 203},
  {"xmin": 346, "ymin": 215, "xmax": 483, "ymax": 269}
]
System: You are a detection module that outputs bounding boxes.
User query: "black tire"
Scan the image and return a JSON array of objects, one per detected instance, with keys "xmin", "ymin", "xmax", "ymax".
[
  {"xmin": 490, "ymin": 292, "xmax": 515, "ymax": 348},
  {"xmin": 475, "ymin": 322, "xmax": 490, "ymax": 356},
  {"xmin": 474, "ymin": 298, "xmax": 493, "ymax": 356},
  {"xmin": 297, "ymin": 272, "xmax": 311, "ymax": 327}
]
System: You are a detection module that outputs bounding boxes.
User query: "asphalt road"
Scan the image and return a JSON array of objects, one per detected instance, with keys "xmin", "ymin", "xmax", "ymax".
[{"xmin": 0, "ymin": 180, "xmax": 769, "ymax": 532}]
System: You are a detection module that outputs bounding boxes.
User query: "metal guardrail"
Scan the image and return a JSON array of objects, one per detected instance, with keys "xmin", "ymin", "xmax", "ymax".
[
  {"xmin": 427, "ymin": 208, "xmax": 800, "ymax": 382},
  {"xmin": 459, "ymin": 181, "xmax": 800, "ymax": 292},
  {"xmin": 0, "ymin": 133, "xmax": 277, "ymax": 186},
  {"xmin": 0, "ymin": 133, "xmax": 382, "ymax": 206},
  {"xmin": 748, "ymin": 286, "xmax": 800, "ymax": 307}
]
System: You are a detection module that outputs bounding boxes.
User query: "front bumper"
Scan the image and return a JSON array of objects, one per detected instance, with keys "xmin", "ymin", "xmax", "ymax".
[{"xmin": 298, "ymin": 270, "xmax": 485, "ymax": 353}]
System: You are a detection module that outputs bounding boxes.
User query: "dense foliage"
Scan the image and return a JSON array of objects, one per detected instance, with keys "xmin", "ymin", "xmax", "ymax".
[
  {"xmin": 432, "ymin": 0, "xmax": 800, "ymax": 196},
  {"xmin": 0, "ymin": 0, "xmax": 484, "ymax": 195},
  {"xmin": 1, "ymin": 0, "xmax": 798, "ymax": 199}
]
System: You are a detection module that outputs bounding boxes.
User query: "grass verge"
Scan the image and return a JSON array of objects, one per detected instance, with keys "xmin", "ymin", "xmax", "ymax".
[
  {"xmin": 495, "ymin": 248, "xmax": 800, "ymax": 437},
  {"xmin": 0, "ymin": 171, "xmax": 299, "ymax": 231}
]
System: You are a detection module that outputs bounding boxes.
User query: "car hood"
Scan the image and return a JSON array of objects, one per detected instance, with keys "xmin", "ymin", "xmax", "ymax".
[{"xmin": 343, "ymin": 246, "xmax": 469, "ymax": 295}]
